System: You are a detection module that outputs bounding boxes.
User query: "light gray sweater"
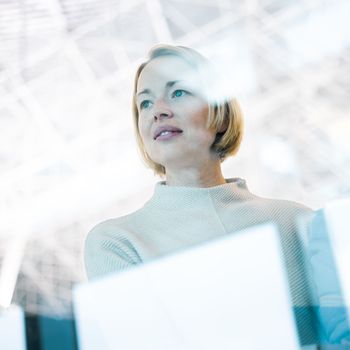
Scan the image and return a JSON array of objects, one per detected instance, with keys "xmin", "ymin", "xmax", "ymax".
[{"xmin": 84, "ymin": 177, "xmax": 318, "ymax": 344}]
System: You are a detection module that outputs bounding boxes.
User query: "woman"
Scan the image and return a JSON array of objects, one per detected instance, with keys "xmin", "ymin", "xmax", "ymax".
[{"xmin": 84, "ymin": 44, "xmax": 317, "ymax": 344}]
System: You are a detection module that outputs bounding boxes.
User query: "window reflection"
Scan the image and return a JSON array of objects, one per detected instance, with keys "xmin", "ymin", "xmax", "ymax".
[{"xmin": 307, "ymin": 203, "xmax": 350, "ymax": 346}]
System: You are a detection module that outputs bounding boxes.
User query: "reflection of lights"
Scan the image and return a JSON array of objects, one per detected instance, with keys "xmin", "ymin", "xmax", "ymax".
[
  {"xmin": 259, "ymin": 138, "xmax": 297, "ymax": 174},
  {"xmin": 328, "ymin": 120, "xmax": 350, "ymax": 154},
  {"xmin": 285, "ymin": 1, "xmax": 350, "ymax": 67},
  {"xmin": 202, "ymin": 36, "xmax": 257, "ymax": 97},
  {"xmin": 0, "ymin": 0, "xmax": 348, "ymax": 316}
]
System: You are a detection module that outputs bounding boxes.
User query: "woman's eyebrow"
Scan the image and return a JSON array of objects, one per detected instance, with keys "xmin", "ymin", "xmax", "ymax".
[
  {"xmin": 137, "ymin": 88, "xmax": 151, "ymax": 97},
  {"xmin": 137, "ymin": 80, "xmax": 184, "ymax": 97}
]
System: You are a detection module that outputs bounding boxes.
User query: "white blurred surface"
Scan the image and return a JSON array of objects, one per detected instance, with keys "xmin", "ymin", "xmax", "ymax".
[
  {"xmin": 0, "ymin": 305, "xmax": 26, "ymax": 350},
  {"xmin": 74, "ymin": 223, "xmax": 299, "ymax": 350}
]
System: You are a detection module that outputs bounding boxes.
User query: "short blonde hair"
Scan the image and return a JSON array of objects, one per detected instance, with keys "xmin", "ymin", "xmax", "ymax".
[{"xmin": 132, "ymin": 44, "xmax": 244, "ymax": 177}]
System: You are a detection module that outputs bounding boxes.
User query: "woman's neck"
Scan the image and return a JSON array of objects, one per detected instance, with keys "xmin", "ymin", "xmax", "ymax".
[{"xmin": 164, "ymin": 164, "xmax": 226, "ymax": 188}]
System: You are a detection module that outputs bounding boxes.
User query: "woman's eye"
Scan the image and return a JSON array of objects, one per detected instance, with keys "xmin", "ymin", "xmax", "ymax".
[
  {"xmin": 172, "ymin": 89, "xmax": 187, "ymax": 98},
  {"xmin": 140, "ymin": 100, "xmax": 152, "ymax": 109}
]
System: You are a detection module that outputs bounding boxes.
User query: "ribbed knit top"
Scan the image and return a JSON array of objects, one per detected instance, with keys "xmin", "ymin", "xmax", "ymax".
[{"xmin": 84, "ymin": 177, "xmax": 317, "ymax": 344}]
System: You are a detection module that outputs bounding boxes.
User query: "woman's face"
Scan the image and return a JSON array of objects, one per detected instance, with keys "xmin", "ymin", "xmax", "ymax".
[{"xmin": 136, "ymin": 55, "xmax": 217, "ymax": 171}]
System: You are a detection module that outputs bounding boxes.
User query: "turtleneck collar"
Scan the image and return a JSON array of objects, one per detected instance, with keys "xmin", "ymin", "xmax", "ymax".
[
  {"xmin": 157, "ymin": 177, "xmax": 247, "ymax": 189},
  {"xmin": 143, "ymin": 178, "xmax": 258, "ymax": 210}
]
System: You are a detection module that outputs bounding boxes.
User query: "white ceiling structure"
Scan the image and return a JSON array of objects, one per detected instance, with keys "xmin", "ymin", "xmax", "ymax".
[{"xmin": 0, "ymin": 0, "xmax": 349, "ymax": 316}]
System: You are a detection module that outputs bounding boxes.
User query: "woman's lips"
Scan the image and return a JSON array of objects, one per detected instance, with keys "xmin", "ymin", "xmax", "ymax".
[
  {"xmin": 153, "ymin": 125, "xmax": 183, "ymax": 140},
  {"xmin": 155, "ymin": 130, "xmax": 183, "ymax": 141}
]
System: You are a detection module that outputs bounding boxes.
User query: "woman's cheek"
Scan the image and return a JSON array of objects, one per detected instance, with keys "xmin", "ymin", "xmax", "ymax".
[{"xmin": 138, "ymin": 120, "xmax": 147, "ymax": 144}]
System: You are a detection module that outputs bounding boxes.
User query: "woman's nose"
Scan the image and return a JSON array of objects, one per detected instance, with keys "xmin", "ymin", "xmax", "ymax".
[{"xmin": 153, "ymin": 100, "xmax": 173, "ymax": 121}]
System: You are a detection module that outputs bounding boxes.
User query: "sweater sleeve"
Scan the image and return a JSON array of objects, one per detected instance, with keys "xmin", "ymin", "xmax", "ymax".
[{"xmin": 84, "ymin": 220, "xmax": 141, "ymax": 280}]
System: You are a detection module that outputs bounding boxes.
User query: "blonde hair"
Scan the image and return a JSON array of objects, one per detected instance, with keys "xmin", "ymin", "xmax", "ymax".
[{"xmin": 132, "ymin": 44, "xmax": 244, "ymax": 177}]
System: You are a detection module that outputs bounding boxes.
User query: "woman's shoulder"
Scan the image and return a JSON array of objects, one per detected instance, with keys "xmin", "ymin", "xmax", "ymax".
[
  {"xmin": 85, "ymin": 210, "xmax": 141, "ymax": 245},
  {"xmin": 271, "ymin": 198, "xmax": 313, "ymax": 213},
  {"xmin": 233, "ymin": 179, "xmax": 314, "ymax": 216},
  {"xmin": 84, "ymin": 211, "xmax": 145, "ymax": 279},
  {"xmin": 87, "ymin": 215, "xmax": 130, "ymax": 235},
  {"xmin": 251, "ymin": 194, "xmax": 314, "ymax": 214},
  {"xmin": 245, "ymin": 195, "xmax": 315, "ymax": 228}
]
